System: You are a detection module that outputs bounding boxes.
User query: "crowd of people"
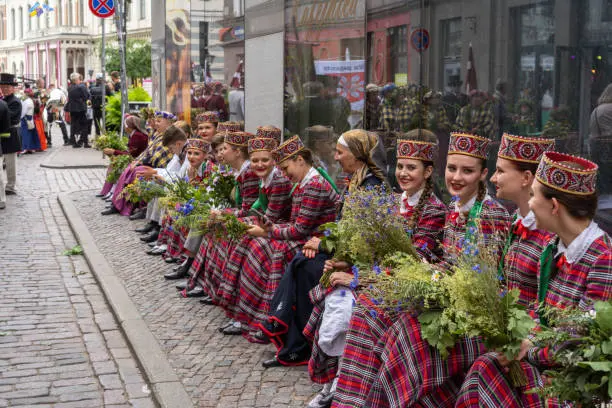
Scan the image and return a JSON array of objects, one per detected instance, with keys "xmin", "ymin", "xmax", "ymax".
[{"xmin": 94, "ymin": 101, "xmax": 611, "ymax": 407}]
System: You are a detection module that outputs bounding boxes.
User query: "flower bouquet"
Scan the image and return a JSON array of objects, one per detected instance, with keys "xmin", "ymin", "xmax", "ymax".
[
  {"xmin": 93, "ymin": 131, "xmax": 128, "ymax": 153},
  {"xmin": 533, "ymin": 300, "xmax": 612, "ymax": 405},
  {"xmin": 418, "ymin": 245, "xmax": 536, "ymax": 384},
  {"xmin": 318, "ymin": 185, "xmax": 418, "ymax": 288},
  {"xmin": 106, "ymin": 155, "xmax": 134, "ymax": 183},
  {"xmin": 121, "ymin": 178, "xmax": 167, "ymax": 204}
]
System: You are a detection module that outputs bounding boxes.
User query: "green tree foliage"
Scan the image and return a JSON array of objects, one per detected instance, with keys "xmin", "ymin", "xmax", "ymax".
[{"xmin": 102, "ymin": 39, "xmax": 151, "ymax": 81}]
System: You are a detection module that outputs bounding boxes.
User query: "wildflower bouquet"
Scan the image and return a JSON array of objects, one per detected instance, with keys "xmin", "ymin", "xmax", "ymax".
[
  {"xmin": 121, "ymin": 178, "xmax": 167, "ymax": 204},
  {"xmin": 318, "ymin": 186, "xmax": 418, "ymax": 288},
  {"xmin": 106, "ymin": 155, "xmax": 134, "ymax": 183},
  {"xmin": 533, "ymin": 300, "xmax": 612, "ymax": 405},
  {"xmin": 94, "ymin": 131, "xmax": 128, "ymax": 152},
  {"xmin": 158, "ymin": 176, "xmax": 199, "ymax": 211},
  {"xmin": 199, "ymin": 164, "xmax": 235, "ymax": 208},
  {"xmin": 419, "ymin": 247, "xmax": 536, "ymax": 384}
]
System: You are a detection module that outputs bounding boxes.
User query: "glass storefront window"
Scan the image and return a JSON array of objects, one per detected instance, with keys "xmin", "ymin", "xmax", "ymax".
[{"xmin": 189, "ymin": 0, "xmax": 245, "ymax": 123}]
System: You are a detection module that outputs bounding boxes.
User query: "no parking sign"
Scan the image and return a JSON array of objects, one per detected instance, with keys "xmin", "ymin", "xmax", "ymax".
[
  {"xmin": 89, "ymin": 0, "xmax": 115, "ymax": 18},
  {"xmin": 410, "ymin": 28, "xmax": 430, "ymax": 53}
]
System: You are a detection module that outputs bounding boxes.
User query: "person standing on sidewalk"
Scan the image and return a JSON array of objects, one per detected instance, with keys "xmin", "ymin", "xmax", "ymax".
[
  {"xmin": 64, "ymin": 73, "xmax": 91, "ymax": 148},
  {"xmin": 0, "ymin": 97, "xmax": 10, "ymax": 209},
  {"xmin": 0, "ymin": 73, "xmax": 23, "ymax": 196},
  {"xmin": 46, "ymin": 84, "xmax": 70, "ymax": 146},
  {"xmin": 90, "ymin": 74, "xmax": 113, "ymax": 137}
]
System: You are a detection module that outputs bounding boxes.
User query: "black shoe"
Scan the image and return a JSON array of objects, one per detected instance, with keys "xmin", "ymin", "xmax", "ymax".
[
  {"xmin": 135, "ymin": 222, "xmax": 156, "ymax": 234},
  {"xmin": 184, "ymin": 286, "xmax": 205, "ymax": 298},
  {"xmin": 72, "ymin": 143, "xmax": 82, "ymax": 148},
  {"xmin": 140, "ymin": 229, "xmax": 160, "ymax": 243},
  {"xmin": 101, "ymin": 206, "xmax": 119, "ymax": 215},
  {"xmin": 163, "ymin": 259, "xmax": 192, "ymax": 280},
  {"xmin": 83, "ymin": 143, "xmax": 91, "ymax": 148},
  {"xmin": 175, "ymin": 280, "xmax": 190, "ymax": 290},
  {"xmin": 164, "ymin": 257, "xmax": 178, "ymax": 264},
  {"xmin": 95, "ymin": 193, "xmax": 105, "ymax": 198},
  {"xmin": 201, "ymin": 296, "xmax": 215, "ymax": 305},
  {"xmin": 262, "ymin": 358, "xmax": 282, "ymax": 369},
  {"xmin": 5, "ymin": 190, "xmax": 16, "ymax": 196},
  {"xmin": 222, "ymin": 324, "xmax": 242, "ymax": 335},
  {"xmin": 129, "ymin": 209, "xmax": 146, "ymax": 220},
  {"xmin": 63, "ymin": 142, "xmax": 71, "ymax": 146}
]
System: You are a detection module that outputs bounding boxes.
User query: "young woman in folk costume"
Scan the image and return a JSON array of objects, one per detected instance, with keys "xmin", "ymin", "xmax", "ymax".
[
  {"xmin": 150, "ymin": 119, "xmax": 220, "ymax": 261},
  {"xmin": 135, "ymin": 112, "xmax": 220, "ymax": 242},
  {"xmin": 363, "ymin": 132, "xmax": 511, "ymax": 408},
  {"xmin": 162, "ymin": 125, "xmax": 258, "ymax": 282},
  {"xmin": 223, "ymin": 135, "xmax": 339, "ymax": 342},
  {"xmin": 194, "ymin": 127, "xmax": 292, "ymax": 308},
  {"xmin": 256, "ymin": 131, "xmax": 387, "ymax": 403},
  {"xmin": 456, "ymin": 152, "xmax": 612, "ymax": 408},
  {"xmin": 330, "ymin": 129, "xmax": 447, "ymax": 408},
  {"xmin": 102, "ymin": 111, "xmax": 177, "ymax": 216}
]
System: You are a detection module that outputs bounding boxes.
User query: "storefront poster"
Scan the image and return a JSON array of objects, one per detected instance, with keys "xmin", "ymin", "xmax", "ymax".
[{"xmin": 314, "ymin": 59, "xmax": 365, "ymax": 111}]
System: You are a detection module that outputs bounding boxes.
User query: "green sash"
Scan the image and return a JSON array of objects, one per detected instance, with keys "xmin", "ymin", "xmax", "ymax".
[
  {"xmin": 250, "ymin": 181, "xmax": 269, "ymax": 213},
  {"xmin": 316, "ymin": 167, "xmax": 339, "ymax": 193},
  {"xmin": 233, "ymin": 179, "xmax": 242, "ymax": 207},
  {"xmin": 537, "ymin": 240, "xmax": 558, "ymax": 326},
  {"xmin": 464, "ymin": 200, "xmax": 484, "ymax": 246}
]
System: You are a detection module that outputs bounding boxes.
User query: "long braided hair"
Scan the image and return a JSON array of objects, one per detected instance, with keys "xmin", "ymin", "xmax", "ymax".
[{"xmin": 399, "ymin": 129, "xmax": 438, "ymax": 231}]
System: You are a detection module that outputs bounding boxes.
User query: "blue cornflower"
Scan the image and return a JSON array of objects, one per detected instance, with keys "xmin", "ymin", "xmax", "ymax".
[
  {"xmin": 352, "ymin": 299, "xmax": 356, "ymax": 307},
  {"xmin": 499, "ymin": 290, "xmax": 507, "ymax": 298},
  {"xmin": 340, "ymin": 289, "xmax": 346, "ymax": 297},
  {"xmin": 451, "ymin": 195, "xmax": 460, "ymax": 202},
  {"xmin": 498, "ymin": 274, "xmax": 504, "ymax": 281},
  {"xmin": 351, "ymin": 265, "xmax": 359, "ymax": 275},
  {"xmin": 323, "ymin": 229, "xmax": 331, "ymax": 237},
  {"xmin": 368, "ymin": 284, "xmax": 373, "ymax": 290},
  {"xmin": 349, "ymin": 278, "xmax": 359, "ymax": 290},
  {"xmin": 369, "ymin": 310, "xmax": 378, "ymax": 318},
  {"xmin": 472, "ymin": 264, "xmax": 481, "ymax": 273},
  {"xmin": 420, "ymin": 243, "xmax": 428, "ymax": 251},
  {"xmin": 138, "ymin": 176, "xmax": 144, "ymax": 181},
  {"xmin": 372, "ymin": 298, "xmax": 379, "ymax": 305},
  {"xmin": 373, "ymin": 264, "xmax": 382, "ymax": 275},
  {"xmin": 168, "ymin": 226, "xmax": 173, "ymax": 231}
]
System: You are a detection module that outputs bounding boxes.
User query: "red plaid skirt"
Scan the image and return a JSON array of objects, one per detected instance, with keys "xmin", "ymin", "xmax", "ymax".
[
  {"xmin": 236, "ymin": 237, "xmax": 303, "ymax": 331},
  {"xmin": 165, "ymin": 224, "xmax": 187, "ymax": 258},
  {"xmin": 365, "ymin": 314, "xmax": 486, "ymax": 407},
  {"xmin": 455, "ymin": 353, "xmax": 557, "ymax": 408},
  {"xmin": 332, "ymin": 295, "xmax": 393, "ymax": 408},
  {"xmin": 156, "ymin": 214, "xmax": 171, "ymax": 246},
  {"xmin": 216, "ymin": 235, "xmax": 253, "ymax": 318},
  {"xmin": 304, "ymin": 284, "xmax": 339, "ymax": 385}
]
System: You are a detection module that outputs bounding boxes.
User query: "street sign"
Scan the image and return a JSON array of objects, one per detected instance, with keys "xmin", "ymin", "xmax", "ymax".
[
  {"xmin": 89, "ymin": 0, "xmax": 115, "ymax": 18},
  {"xmin": 410, "ymin": 28, "xmax": 430, "ymax": 52}
]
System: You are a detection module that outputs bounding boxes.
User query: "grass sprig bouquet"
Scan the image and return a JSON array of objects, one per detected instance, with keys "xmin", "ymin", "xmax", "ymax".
[
  {"xmin": 94, "ymin": 131, "xmax": 128, "ymax": 152},
  {"xmin": 121, "ymin": 178, "xmax": 167, "ymax": 204},
  {"xmin": 106, "ymin": 155, "xmax": 134, "ymax": 183},
  {"xmin": 158, "ymin": 175, "xmax": 200, "ymax": 211},
  {"xmin": 419, "ymin": 245, "xmax": 536, "ymax": 384},
  {"xmin": 318, "ymin": 186, "xmax": 418, "ymax": 288},
  {"xmin": 533, "ymin": 300, "xmax": 612, "ymax": 405},
  {"xmin": 359, "ymin": 252, "xmax": 448, "ymax": 318}
]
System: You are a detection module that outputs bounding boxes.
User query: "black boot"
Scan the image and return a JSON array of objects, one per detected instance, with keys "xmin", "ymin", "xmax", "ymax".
[
  {"xmin": 101, "ymin": 206, "xmax": 119, "ymax": 215},
  {"xmin": 140, "ymin": 228, "xmax": 160, "ymax": 243},
  {"xmin": 135, "ymin": 221, "xmax": 157, "ymax": 234},
  {"xmin": 164, "ymin": 257, "xmax": 193, "ymax": 280}
]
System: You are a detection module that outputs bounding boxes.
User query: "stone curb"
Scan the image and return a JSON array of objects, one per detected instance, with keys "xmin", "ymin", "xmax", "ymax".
[
  {"xmin": 41, "ymin": 163, "xmax": 108, "ymax": 169},
  {"xmin": 58, "ymin": 193, "xmax": 194, "ymax": 408}
]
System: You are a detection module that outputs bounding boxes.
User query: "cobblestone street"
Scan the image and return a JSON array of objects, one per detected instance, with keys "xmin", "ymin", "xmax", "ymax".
[{"xmin": 0, "ymin": 140, "xmax": 319, "ymax": 407}]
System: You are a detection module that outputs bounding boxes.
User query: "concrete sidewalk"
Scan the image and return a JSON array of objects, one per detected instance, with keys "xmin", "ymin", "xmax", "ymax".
[{"xmin": 40, "ymin": 145, "xmax": 109, "ymax": 169}]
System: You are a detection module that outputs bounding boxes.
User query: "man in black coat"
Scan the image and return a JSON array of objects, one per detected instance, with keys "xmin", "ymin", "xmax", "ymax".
[
  {"xmin": 0, "ymin": 97, "xmax": 9, "ymax": 209},
  {"xmin": 0, "ymin": 73, "xmax": 23, "ymax": 196},
  {"xmin": 89, "ymin": 73, "xmax": 113, "ymax": 137},
  {"xmin": 64, "ymin": 72, "xmax": 91, "ymax": 148}
]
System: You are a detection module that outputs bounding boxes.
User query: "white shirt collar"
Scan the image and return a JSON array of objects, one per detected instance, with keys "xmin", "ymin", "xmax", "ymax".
[
  {"xmin": 515, "ymin": 210, "xmax": 537, "ymax": 230},
  {"xmin": 400, "ymin": 189, "xmax": 423, "ymax": 214},
  {"xmin": 300, "ymin": 167, "xmax": 319, "ymax": 188},
  {"xmin": 556, "ymin": 221, "xmax": 605, "ymax": 264},
  {"xmin": 235, "ymin": 159, "xmax": 250, "ymax": 180},
  {"xmin": 262, "ymin": 167, "xmax": 277, "ymax": 188}
]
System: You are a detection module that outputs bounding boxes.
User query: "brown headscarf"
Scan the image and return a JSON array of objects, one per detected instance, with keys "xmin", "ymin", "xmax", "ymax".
[{"xmin": 339, "ymin": 129, "xmax": 388, "ymax": 191}]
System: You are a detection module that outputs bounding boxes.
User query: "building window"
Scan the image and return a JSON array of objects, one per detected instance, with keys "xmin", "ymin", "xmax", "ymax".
[
  {"xmin": 57, "ymin": 0, "xmax": 62, "ymax": 25},
  {"xmin": 0, "ymin": 12, "xmax": 4, "ymax": 40},
  {"xmin": 78, "ymin": 0, "xmax": 84, "ymax": 25},
  {"xmin": 389, "ymin": 25, "xmax": 408, "ymax": 83},
  {"xmin": 12, "ymin": 62, "xmax": 16, "ymax": 74},
  {"xmin": 602, "ymin": 0, "xmax": 612, "ymax": 22},
  {"xmin": 441, "ymin": 18, "xmax": 462, "ymax": 93},
  {"xmin": 27, "ymin": 4, "xmax": 32, "ymax": 31},
  {"xmin": 139, "ymin": 0, "xmax": 145, "ymax": 20},
  {"xmin": 45, "ymin": 1, "xmax": 50, "ymax": 27},
  {"xmin": 18, "ymin": 7, "xmax": 23, "ymax": 38}
]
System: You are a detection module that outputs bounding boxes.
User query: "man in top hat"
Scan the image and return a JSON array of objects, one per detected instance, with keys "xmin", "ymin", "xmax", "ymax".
[
  {"xmin": 0, "ymin": 73, "xmax": 23, "ymax": 197},
  {"xmin": 0, "ymin": 96, "xmax": 10, "ymax": 209}
]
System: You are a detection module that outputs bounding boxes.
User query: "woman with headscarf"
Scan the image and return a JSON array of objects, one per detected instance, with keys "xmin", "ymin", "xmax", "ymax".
[
  {"xmin": 257, "ymin": 130, "xmax": 388, "ymax": 379},
  {"xmin": 19, "ymin": 89, "xmax": 41, "ymax": 154}
]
